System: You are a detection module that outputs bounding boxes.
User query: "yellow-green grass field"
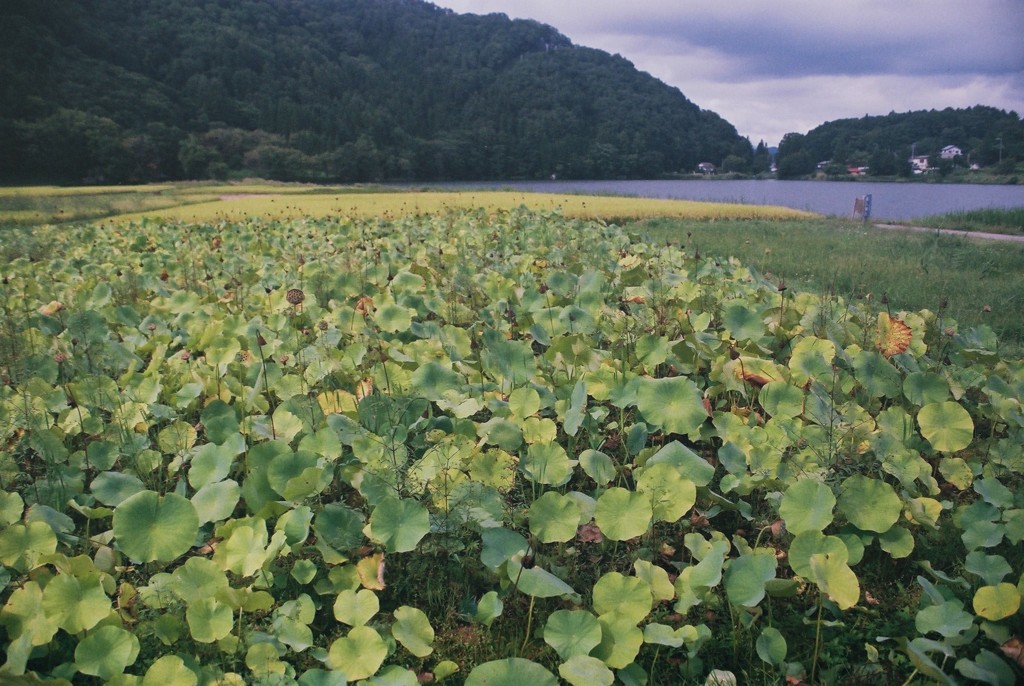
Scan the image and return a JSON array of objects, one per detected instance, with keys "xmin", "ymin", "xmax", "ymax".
[{"xmin": 0, "ymin": 181, "xmax": 815, "ymax": 225}]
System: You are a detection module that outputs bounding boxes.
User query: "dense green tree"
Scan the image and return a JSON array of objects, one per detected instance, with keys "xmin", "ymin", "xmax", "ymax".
[
  {"xmin": 0, "ymin": 0, "xmax": 749, "ymax": 184},
  {"xmin": 774, "ymin": 106, "xmax": 1022, "ymax": 178}
]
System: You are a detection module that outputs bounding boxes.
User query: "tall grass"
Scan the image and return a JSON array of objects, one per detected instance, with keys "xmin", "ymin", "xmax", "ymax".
[
  {"xmin": 630, "ymin": 216, "xmax": 1024, "ymax": 350},
  {"xmin": 911, "ymin": 207, "xmax": 1024, "ymax": 236}
]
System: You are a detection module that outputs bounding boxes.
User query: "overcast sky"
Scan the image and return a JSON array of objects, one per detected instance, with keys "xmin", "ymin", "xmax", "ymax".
[{"xmin": 431, "ymin": 1, "xmax": 1024, "ymax": 147}]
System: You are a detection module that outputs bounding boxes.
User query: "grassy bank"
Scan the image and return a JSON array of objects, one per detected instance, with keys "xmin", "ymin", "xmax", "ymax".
[
  {"xmin": 629, "ymin": 216, "xmax": 1024, "ymax": 349},
  {"xmin": 909, "ymin": 207, "xmax": 1024, "ymax": 236}
]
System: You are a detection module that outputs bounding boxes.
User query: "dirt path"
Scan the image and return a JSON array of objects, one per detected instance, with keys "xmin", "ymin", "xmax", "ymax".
[{"xmin": 873, "ymin": 223, "xmax": 1024, "ymax": 243}]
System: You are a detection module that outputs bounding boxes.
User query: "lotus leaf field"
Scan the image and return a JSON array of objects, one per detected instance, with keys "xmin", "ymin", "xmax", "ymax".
[{"xmin": 0, "ymin": 208, "xmax": 1022, "ymax": 685}]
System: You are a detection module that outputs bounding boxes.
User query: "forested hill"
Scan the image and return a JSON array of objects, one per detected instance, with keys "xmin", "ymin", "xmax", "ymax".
[
  {"xmin": 775, "ymin": 106, "xmax": 1023, "ymax": 179},
  {"xmin": 0, "ymin": 0, "xmax": 749, "ymax": 184}
]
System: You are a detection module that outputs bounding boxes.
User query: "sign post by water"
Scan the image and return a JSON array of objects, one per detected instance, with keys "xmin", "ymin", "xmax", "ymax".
[{"xmin": 853, "ymin": 194, "xmax": 873, "ymax": 221}]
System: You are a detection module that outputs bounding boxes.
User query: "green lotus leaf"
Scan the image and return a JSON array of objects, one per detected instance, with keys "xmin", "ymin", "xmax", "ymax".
[
  {"xmin": 170, "ymin": 557, "xmax": 229, "ymax": 604},
  {"xmin": 592, "ymin": 613, "xmax": 644, "ymax": 669},
  {"xmin": 521, "ymin": 442, "xmax": 574, "ymax": 486},
  {"xmin": 592, "ymin": 572, "xmax": 653, "ymax": 624},
  {"xmin": 0, "ymin": 520, "xmax": 57, "ymax": 572},
  {"xmin": 563, "ymin": 379, "xmax": 588, "ymax": 437},
  {"xmin": 327, "ymin": 625, "xmax": 388, "ymax": 680},
  {"xmin": 361, "ymin": 665, "xmax": 419, "ymax": 685},
  {"xmin": 807, "ymin": 551, "xmax": 860, "ymax": 610},
  {"xmin": 241, "ymin": 439, "xmax": 291, "ymax": 514},
  {"xmin": 878, "ymin": 525, "xmax": 915, "ymax": 559},
  {"xmin": 507, "ymin": 558, "xmax": 577, "ymax": 598},
  {"xmin": 939, "ymin": 456, "xmax": 974, "ymax": 490},
  {"xmin": 477, "ymin": 418, "xmax": 523, "ymax": 452},
  {"xmin": 837, "ymin": 475, "xmax": 901, "ymax": 533},
  {"xmin": 759, "ymin": 381, "xmax": 804, "ymax": 419},
  {"xmin": 74, "ymin": 624, "xmax": 140, "ymax": 680},
  {"xmin": 270, "ymin": 406, "xmax": 306, "ymax": 443},
  {"xmin": 636, "ymin": 462, "xmax": 696, "ymax": 523},
  {"xmin": 780, "ymin": 478, "xmax": 835, "ymax": 535},
  {"xmin": 789, "ymin": 531, "xmax": 849, "ymax": 578},
  {"xmin": 191, "ymin": 479, "xmax": 240, "ymax": 525},
  {"xmin": 186, "ymin": 597, "xmax": 234, "ymax": 643},
  {"xmin": 915, "ymin": 599, "xmax": 974, "ymax": 638},
  {"xmin": 364, "ymin": 497, "xmax": 429, "ymax": 553},
  {"xmin": 481, "ymin": 329, "xmax": 537, "ymax": 388},
  {"xmin": 410, "ymin": 361, "xmax": 465, "ymax": 402},
  {"xmin": 625, "ymin": 422, "xmax": 649, "ymax": 456},
  {"xmin": 205, "ymin": 336, "xmax": 241, "ymax": 367},
  {"xmin": 274, "ymin": 616, "xmax": 314, "ymax": 652},
  {"xmin": 267, "ymin": 449, "xmax": 324, "ymax": 501},
  {"xmin": 474, "ymin": 590, "xmax": 504, "ymax": 627},
  {"xmin": 276, "ymin": 505, "xmax": 313, "ymax": 547},
  {"xmin": 644, "ymin": 440, "xmax": 715, "ymax": 486},
  {"xmin": 919, "ymin": 401, "xmax": 974, "ymax": 453},
  {"xmin": 559, "ymin": 655, "xmax": 615, "ymax": 686},
  {"xmin": 508, "ymin": 386, "xmax": 542, "ymax": 418},
  {"xmin": 543, "ymin": 609, "xmax": 603, "ymax": 660},
  {"xmin": 246, "ymin": 641, "xmax": 286, "ymax": 678},
  {"xmin": 89, "ymin": 471, "xmax": 144, "ymax": 506},
  {"xmin": 200, "ymin": 400, "xmax": 241, "ymax": 444},
  {"xmin": 633, "ymin": 560, "xmax": 675, "ymax": 602},
  {"xmin": 392, "ymin": 605, "xmax": 434, "ymax": 658},
  {"xmin": 788, "ymin": 336, "xmax": 835, "ymax": 385},
  {"xmin": 113, "ymin": 490, "xmax": 198, "ymax": 563},
  {"xmin": 41, "ymin": 573, "xmax": 109, "ymax": 634},
  {"xmin": 157, "ymin": 420, "xmax": 197, "ymax": 455},
  {"xmin": 314, "ymin": 504, "xmax": 366, "ymax": 553},
  {"xmin": 213, "ymin": 518, "xmax": 269, "ymax": 577},
  {"xmin": 955, "ymin": 649, "xmax": 1018, "ymax": 686},
  {"xmin": 1, "ymin": 581, "xmax": 59, "ymax": 647},
  {"xmin": 903, "ymin": 372, "xmax": 949, "ymax": 406},
  {"xmin": 972, "ymin": 583, "xmax": 1021, "ymax": 621},
  {"xmin": 853, "ymin": 350, "xmax": 902, "ymax": 398},
  {"xmin": 756, "ymin": 626, "xmax": 787, "ymax": 666},
  {"xmin": 594, "ymin": 488, "xmax": 652, "ymax": 541},
  {"xmin": 466, "ymin": 658, "xmax": 558, "ymax": 686},
  {"xmin": 685, "ymin": 535, "xmax": 730, "ymax": 586},
  {"xmin": 579, "ymin": 449, "xmax": 616, "ymax": 485},
  {"xmin": 528, "ymin": 491, "xmax": 582, "ymax": 543},
  {"xmin": 964, "ymin": 551, "xmax": 1013, "ymax": 586},
  {"xmin": 724, "ymin": 553, "xmax": 777, "ymax": 607},
  {"xmin": 188, "ymin": 440, "xmax": 240, "ymax": 489},
  {"xmin": 634, "ymin": 376, "xmax": 707, "ymax": 436},
  {"xmin": 642, "ymin": 622, "xmax": 697, "ymax": 647},
  {"xmin": 142, "ymin": 654, "xmax": 198, "ymax": 686},
  {"xmin": 723, "ymin": 303, "xmax": 765, "ymax": 341},
  {"xmin": 333, "ymin": 588, "xmax": 379, "ymax": 626},
  {"xmin": 974, "ymin": 477, "xmax": 1015, "ymax": 508},
  {"xmin": 480, "ymin": 527, "xmax": 528, "ymax": 570},
  {"xmin": 375, "ymin": 303, "xmax": 414, "ymax": 332}
]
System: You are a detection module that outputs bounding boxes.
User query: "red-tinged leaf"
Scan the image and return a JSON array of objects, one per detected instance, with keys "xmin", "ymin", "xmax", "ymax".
[
  {"xmin": 877, "ymin": 312, "xmax": 913, "ymax": 357},
  {"xmin": 577, "ymin": 521, "xmax": 603, "ymax": 544},
  {"xmin": 1001, "ymin": 636, "xmax": 1024, "ymax": 668}
]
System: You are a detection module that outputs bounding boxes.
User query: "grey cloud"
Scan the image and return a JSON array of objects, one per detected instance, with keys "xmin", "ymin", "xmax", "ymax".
[{"xmin": 433, "ymin": 1, "xmax": 1023, "ymax": 144}]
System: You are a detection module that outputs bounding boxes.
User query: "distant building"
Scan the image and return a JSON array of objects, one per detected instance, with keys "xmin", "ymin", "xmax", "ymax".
[
  {"xmin": 697, "ymin": 162, "xmax": 716, "ymax": 175},
  {"xmin": 847, "ymin": 166, "xmax": 869, "ymax": 176},
  {"xmin": 910, "ymin": 155, "xmax": 930, "ymax": 173},
  {"xmin": 940, "ymin": 145, "xmax": 962, "ymax": 159},
  {"xmin": 816, "ymin": 160, "xmax": 831, "ymax": 170}
]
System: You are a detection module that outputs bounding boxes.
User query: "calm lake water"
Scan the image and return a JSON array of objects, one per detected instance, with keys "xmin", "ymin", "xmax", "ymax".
[{"xmin": 429, "ymin": 179, "xmax": 1024, "ymax": 221}]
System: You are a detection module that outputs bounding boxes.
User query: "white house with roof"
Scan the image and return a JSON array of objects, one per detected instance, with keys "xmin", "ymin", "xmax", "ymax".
[
  {"xmin": 910, "ymin": 155, "xmax": 930, "ymax": 173},
  {"xmin": 940, "ymin": 145, "xmax": 963, "ymax": 159}
]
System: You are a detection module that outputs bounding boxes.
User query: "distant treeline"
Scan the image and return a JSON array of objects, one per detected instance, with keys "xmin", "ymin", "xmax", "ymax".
[
  {"xmin": 0, "ymin": 0, "xmax": 752, "ymax": 184},
  {"xmin": 775, "ymin": 106, "xmax": 1023, "ymax": 179}
]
